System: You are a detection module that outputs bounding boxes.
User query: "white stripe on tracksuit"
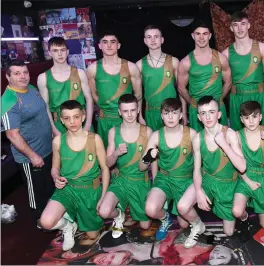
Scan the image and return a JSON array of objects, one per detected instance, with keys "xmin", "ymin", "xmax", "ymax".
[
  {"xmin": 22, "ymin": 163, "xmax": 36, "ymax": 209},
  {"xmin": 2, "ymin": 113, "xmax": 10, "ymax": 130}
]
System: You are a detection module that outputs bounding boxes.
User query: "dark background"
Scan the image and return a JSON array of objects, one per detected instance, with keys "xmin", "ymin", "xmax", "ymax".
[{"xmin": 2, "ymin": 0, "xmax": 251, "ymax": 62}]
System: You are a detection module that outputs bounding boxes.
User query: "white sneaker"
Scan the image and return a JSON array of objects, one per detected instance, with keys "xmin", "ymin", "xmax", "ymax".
[
  {"xmin": 184, "ymin": 221, "xmax": 206, "ymax": 248},
  {"xmin": 62, "ymin": 221, "xmax": 78, "ymax": 251},
  {"xmin": 112, "ymin": 209, "xmax": 125, "ymax": 239}
]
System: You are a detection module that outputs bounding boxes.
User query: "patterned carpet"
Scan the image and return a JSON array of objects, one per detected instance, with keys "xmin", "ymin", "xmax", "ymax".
[{"xmin": 38, "ymin": 214, "xmax": 264, "ymax": 265}]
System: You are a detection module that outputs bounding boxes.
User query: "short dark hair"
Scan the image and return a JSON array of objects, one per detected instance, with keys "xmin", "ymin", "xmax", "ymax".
[
  {"xmin": 231, "ymin": 11, "xmax": 248, "ymax": 23},
  {"xmin": 48, "ymin": 37, "xmax": 68, "ymax": 50},
  {"xmin": 240, "ymin": 101, "xmax": 261, "ymax": 116},
  {"xmin": 197, "ymin": 96, "xmax": 219, "ymax": 108},
  {"xmin": 192, "ymin": 20, "xmax": 212, "ymax": 33},
  {"xmin": 98, "ymin": 30, "xmax": 120, "ymax": 42},
  {"xmin": 118, "ymin": 94, "xmax": 138, "ymax": 106},
  {"xmin": 6, "ymin": 60, "xmax": 27, "ymax": 76},
  {"xmin": 144, "ymin": 25, "xmax": 163, "ymax": 36},
  {"xmin": 161, "ymin": 98, "xmax": 182, "ymax": 113},
  {"xmin": 60, "ymin": 100, "xmax": 83, "ymax": 113}
]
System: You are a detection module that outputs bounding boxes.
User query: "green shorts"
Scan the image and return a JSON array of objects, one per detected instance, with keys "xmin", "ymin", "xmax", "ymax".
[
  {"xmin": 202, "ymin": 173, "xmax": 237, "ymax": 221},
  {"xmin": 235, "ymin": 168, "xmax": 264, "ymax": 214},
  {"xmin": 54, "ymin": 118, "xmax": 94, "ymax": 134},
  {"xmin": 230, "ymin": 91, "xmax": 264, "ymax": 130},
  {"xmin": 153, "ymin": 172, "xmax": 193, "ymax": 215},
  {"xmin": 97, "ymin": 116, "xmax": 122, "ymax": 148},
  {"xmin": 189, "ymin": 101, "xmax": 228, "ymax": 132},
  {"xmin": 145, "ymin": 109, "xmax": 163, "ymax": 131},
  {"xmin": 51, "ymin": 180, "xmax": 103, "ymax": 232},
  {"xmin": 107, "ymin": 174, "xmax": 150, "ymax": 221}
]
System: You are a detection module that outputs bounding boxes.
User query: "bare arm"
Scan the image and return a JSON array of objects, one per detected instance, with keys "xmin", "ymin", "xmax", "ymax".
[
  {"xmin": 215, "ymin": 129, "xmax": 246, "ymax": 173},
  {"xmin": 192, "ymin": 134, "xmax": 203, "ymax": 191},
  {"xmin": 177, "ymin": 56, "xmax": 192, "ymax": 104},
  {"xmin": 129, "ymin": 62, "xmax": 145, "ymax": 123},
  {"xmin": 146, "ymin": 127, "xmax": 158, "ymax": 179},
  {"xmin": 37, "ymin": 73, "xmax": 61, "ymax": 137},
  {"xmin": 139, "ymin": 130, "xmax": 159, "ymax": 172},
  {"xmin": 221, "ymin": 47, "xmax": 229, "ymax": 59},
  {"xmin": 6, "ymin": 129, "xmax": 44, "ymax": 167},
  {"xmin": 173, "ymin": 56, "xmax": 187, "ymax": 124},
  {"xmin": 259, "ymin": 42, "xmax": 264, "ymax": 70},
  {"xmin": 95, "ymin": 134, "xmax": 110, "ymax": 197},
  {"xmin": 136, "ymin": 59, "xmax": 142, "ymax": 72},
  {"xmin": 78, "ymin": 69, "xmax": 93, "ymax": 131},
  {"xmin": 106, "ymin": 127, "xmax": 118, "ymax": 167},
  {"xmin": 219, "ymin": 52, "xmax": 232, "ymax": 99},
  {"xmin": 86, "ymin": 62, "xmax": 98, "ymax": 104},
  {"xmin": 51, "ymin": 136, "xmax": 61, "ymax": 180}
]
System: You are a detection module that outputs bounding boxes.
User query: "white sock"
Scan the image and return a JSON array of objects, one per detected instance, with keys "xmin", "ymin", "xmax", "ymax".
[
  {"xmin": 51, "ymin": 217, "xmax": 67, "ymax": 230},
  {"xmin": 190, "ymin": 217, "xmax": 201, "ymax": 226},
  {"xmin": 241, "ymin": 212, "xmax": 248, "ymax": 222}
]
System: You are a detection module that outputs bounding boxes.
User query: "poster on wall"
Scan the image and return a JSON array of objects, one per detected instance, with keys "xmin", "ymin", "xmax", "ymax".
[
  {"xmin": 80, "ymin": 38, "xmax": 96, "ymax": 58},
  {"xmin": 63, "ymin": 23, "xmax": 79, "ymax": 40},
  {"xmin": 68, "ymin": 54, "xmax": 84, "ymax": 69},
  {"xmin": 11, "ymin": 24, "xmax": 22, "ymax": 37},
  {"xmin": 76, "ymin": 8, "xmax": 90, "ymax": 23},
  {"xmin": 46, "ymin": 9, "xmax": 61, "ymax": 25},
  {"xmin": 7, "ymin": 43, "xmax": 18, "ymax": 60},
  {"xmin": 25, "ymin": 16, "xmax": 34, "ymax": 27},
  {"xmin": 39, "ymin": 6, "xmax": 96, "ymax": 70},
  {"xmin": 15, "ymin": 42, "xmax": 27, "ymax": 60},
  {"xmin": 60, "ymin": 8, "xmax": 77, "ymax": 23},
  {"xmin": 78, "ymin": 22, "xmax": 92, "ymax": 38}
]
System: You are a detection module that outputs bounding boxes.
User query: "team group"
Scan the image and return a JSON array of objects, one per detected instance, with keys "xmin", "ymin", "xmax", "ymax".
[{"xmin": 1, "ymin": 11, "xmax": 263, "ymax": 252}]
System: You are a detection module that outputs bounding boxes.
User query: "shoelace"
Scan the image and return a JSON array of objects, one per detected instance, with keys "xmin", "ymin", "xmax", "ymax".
[
  {"xmin": 113, "ymin": 217, "xmax": 124, "ymax": 230},
  {"xmin": 188, "ymin": 225, "xmax": 201, "ymax": 240},
  {"xmin": 160, "ymin": 219, "xmax": 170, "ymax": 231}
]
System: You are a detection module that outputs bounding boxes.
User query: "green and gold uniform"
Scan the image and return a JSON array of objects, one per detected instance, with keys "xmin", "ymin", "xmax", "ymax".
[
  {"xmin": 200, "ymin": 126, "xmax": 238, "ymax": 221},
  {"xmin": 142, "ymin": 55, "xmax": 176, "ymax": 131},
  {"xmin": 107, "ymin": 125, "xmax": 150, "ymax": 221},
  {"xmin": 96, "ymin": 59, "xmax": 133, "ymax": 147},
  {"xmin": 236, "ymin": 126, "xmax": 264, "ymax": 213},
  {"xmin": 189, "ymin": 50, "xmax": 228, "ymax": 132},
  {"xmin": 229, "ymin": 40, "xmax": 264, "ymax": 130},
  {"xmin": 51, "ymin": 132, "xmax": 103, "ymax": 232},
  {"xmin": 46, "ymin": 66, "xmax": 90, "ymax": 133},
  {"xmin": 153, "ymin": 126, "xmax": 194, "ymax": 215}
]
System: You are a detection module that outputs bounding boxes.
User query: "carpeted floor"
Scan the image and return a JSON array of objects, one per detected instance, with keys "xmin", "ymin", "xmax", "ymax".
[{"xmin": 38, "ymin": 214, "xmax": 264, "ymax": 265}]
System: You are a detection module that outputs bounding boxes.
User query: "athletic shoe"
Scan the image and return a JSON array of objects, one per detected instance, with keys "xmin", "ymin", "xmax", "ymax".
[
  {"xmin": 155, "ymin": 212, "xmax": 173, "ymax": 241},
  {"xmin": 237, "ymin": 218, "xmax": 251, "ymax": 243},
  {"xmin": 112, "ymin": 209, "xmax": 125, "ymax": 239},
  {"xmin": 184, "ymin": 220, "xmax": 206, "ymax": 248},
  {"xmin": 62, "ymin": 221, "xmax": 78, "ymax": 251}
]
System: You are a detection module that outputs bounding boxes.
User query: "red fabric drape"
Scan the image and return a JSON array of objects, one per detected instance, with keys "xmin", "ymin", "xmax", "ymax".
[{"xmin": 210, "ymin": 0, "xmax": 264, "ymax": 52}]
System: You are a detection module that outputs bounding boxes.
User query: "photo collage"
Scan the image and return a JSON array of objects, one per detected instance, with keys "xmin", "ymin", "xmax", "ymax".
[
  {"xmin": 1, "ymin": 14, "xmax": 39, "ymax": 67},
  {"xmin": 39, "ymin": 7, "xmax": 96, "ymax": 69}
]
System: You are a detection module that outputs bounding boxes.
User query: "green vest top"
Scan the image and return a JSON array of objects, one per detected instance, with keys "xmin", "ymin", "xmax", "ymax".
[
  {"xmin": 189, "ymin": 49, "xmax": 223, "ymax": 101},
  {"xmin": 96, "ymin": 59, "xmax": 133, "ymax": 117},
  {"xmin": 142, "ymin": 55, "xmax": 176, "ymax": 107},
  {"xmin": 200, "ymin": 126, "xmax": 238, "ymax": 181},
  {"xmin": 158, "ymin": 126, "xmax": 194, "ymax": 178},
  {"xmin": 229, "ymin": 40, "xmax": 263, "ymax": 90},
  {"xmin": 60, "ymin": 132, "xmax": 100, "ymax": 183},
  {"xmin": 238, "ymin": 126, "xmax": 264, "ymax": 170},
  {"xmin": 114, "ymin": 124, "xmax": 148, "ymax": 178},
  {"xmin": 46, "ymin": 66, "xmax": 86, "ymax": 114}
]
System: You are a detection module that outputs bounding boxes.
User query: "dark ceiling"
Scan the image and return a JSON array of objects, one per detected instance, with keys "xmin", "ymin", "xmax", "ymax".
[{"xmin": 2, "ymin": 0, "xmax": 251, "ymax": 10}]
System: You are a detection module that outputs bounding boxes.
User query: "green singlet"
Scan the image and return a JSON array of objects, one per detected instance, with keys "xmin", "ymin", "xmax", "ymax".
[
  {"xmin": 95, "ymin": 59, "xmax": 133, "ymax": 147},
  {"xmin": 200, "ymin": 126, "xmax": 237, "ymax": 221},
  {"xmin": 142, "ymin": 55, "xmax": 177, "ymax": 131},
  {"xmin": 236, "ymin": 126, "xmax": 264, "ymax": 213},
  {"xmin": 153, "ymin": 126, "xmax": 194, "ymax": 215},
  {"xmin": 229, "ymin": 40, "xmax": 264, "ymax": 130},
  {"xmin": 46, "ymin": 66, "xmax": 87, "ymax": 133},
  {"xmin": 51, "ymin": 132, "xmax": 103, "ymax": 231},
  {"xmin": 107, "ymin": 125, "xmax": 150, "ymax": 221},
  {"xmin": 189, "ymin": 49, "xmax": 228, "ymax": 132}
]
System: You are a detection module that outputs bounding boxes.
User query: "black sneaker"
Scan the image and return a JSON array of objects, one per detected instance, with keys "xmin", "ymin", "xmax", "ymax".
[{"xmin": 237, "ymin": 218, "xmax": 251, "ymax": 243}]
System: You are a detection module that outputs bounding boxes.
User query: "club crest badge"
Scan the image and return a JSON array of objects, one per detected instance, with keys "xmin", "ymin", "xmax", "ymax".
[
  {"xmin": 73, "ymin": 83, "xmax": 79, "ymax": 90},
  {"xmin": 122, "ymin": 77, "xmax": 128, "ymax": 84},
  {"xmin": 88, "ymin": 153, "xmax": 94, "ymax": 162}
]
